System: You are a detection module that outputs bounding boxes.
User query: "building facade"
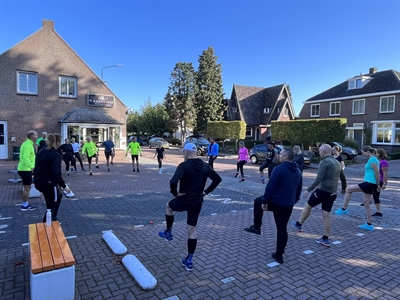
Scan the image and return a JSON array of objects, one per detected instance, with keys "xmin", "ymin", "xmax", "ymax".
[
  {"xmin": 299, "ymin": 68, "xmax": 400, "ymax": 153},
  {"xmin": 0, "ymin": 20, "xmax": 127, "ymax": 160}
]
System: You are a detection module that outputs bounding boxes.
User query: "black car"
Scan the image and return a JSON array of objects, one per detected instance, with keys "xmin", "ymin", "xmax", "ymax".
[
  {"xmin": 184, "ymin": 136, "xmax": 210, "ymax": 156},
  {"xmin": 309, "ymin": 142, "xmax": 358, "ymax": 160},
  {"xmin": 250, "ymin": 144, "xmax": 310, "ymax": 167}
]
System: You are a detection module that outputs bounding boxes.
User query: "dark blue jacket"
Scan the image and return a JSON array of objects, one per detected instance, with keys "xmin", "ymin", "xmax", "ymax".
[{"xmin": 262, "ymin": 161, "xmax": 302, "ymax": 206}]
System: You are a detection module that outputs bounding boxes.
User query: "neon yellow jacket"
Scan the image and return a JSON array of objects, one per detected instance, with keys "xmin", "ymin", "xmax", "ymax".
[
  {"xmin": 82, "ymin": 141, "xmax": 98, "ymax": 157},
  {"xmin": 126, "ymin": 142, "xmax": 142, "ymax": 155},
  {"xmin": 17, "ymin": 139, "xmax": 35, "ymax": 171}
]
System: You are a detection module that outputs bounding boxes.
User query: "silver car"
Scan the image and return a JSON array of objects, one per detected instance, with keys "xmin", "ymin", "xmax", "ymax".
[{"xmin": 148, "ymin": 137, "xmax": 169, "ymax": 149}]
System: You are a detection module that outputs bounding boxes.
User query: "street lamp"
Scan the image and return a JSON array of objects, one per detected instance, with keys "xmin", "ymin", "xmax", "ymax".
[{"xmin": 101, "ymin": 64, "xmax": 123, "ymax": 82}]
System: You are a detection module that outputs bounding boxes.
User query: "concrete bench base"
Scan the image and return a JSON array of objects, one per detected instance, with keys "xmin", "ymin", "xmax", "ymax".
[{"xmin": 30, "ymin": 265, "xmax": 75, "ymax": 300}]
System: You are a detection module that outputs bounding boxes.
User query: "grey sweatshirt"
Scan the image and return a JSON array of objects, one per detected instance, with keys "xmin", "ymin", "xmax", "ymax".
[{"xmin": 307, "ymin": 155, "xmax": 342, "ymax": 194}]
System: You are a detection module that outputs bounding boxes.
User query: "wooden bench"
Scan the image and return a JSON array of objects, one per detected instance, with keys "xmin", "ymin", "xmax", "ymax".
[{"xmin": 28, "ymin": 221, "xmax": 76, "ymax": 300}]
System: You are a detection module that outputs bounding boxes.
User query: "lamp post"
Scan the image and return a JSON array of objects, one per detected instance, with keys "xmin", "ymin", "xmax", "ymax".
[{"xmin": 101, "ymin": 64, "xmax": 123, "ymax": 82}]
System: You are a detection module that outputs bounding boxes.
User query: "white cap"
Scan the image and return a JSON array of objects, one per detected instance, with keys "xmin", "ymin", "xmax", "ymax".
[{"xmin": 183, "ymin": 143, "xmax": 197, "ymax": 152}]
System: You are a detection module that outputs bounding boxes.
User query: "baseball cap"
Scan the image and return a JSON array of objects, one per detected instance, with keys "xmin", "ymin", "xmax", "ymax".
[{"xmin": 183, "ymin": 143, "xmax": 197, "ymax": 152}]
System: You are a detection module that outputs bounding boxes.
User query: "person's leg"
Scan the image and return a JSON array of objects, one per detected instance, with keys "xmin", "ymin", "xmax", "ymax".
[
  {"xmin": 342, "ymin": 184, "xmax": 362, "ymax": 209},
  {"xmin": 52, "ymin": 186, "xmax": 63, "ymax": 220},
  {"xmin": 19, "ymin": 171, "xmax": 34, "ymax": 209},
  {"xmin": 36, "ymin": 182, "xmax": 55, "ymax": 222},
  {"xmin": 63, "ymin": 156, "xmax": 70, "ymax": 174},
  {"xmin": 136, "ymin": 155, "xmax": 140, "ymax": 171},
  {"xmin": 268, "ymin": 163, "xmax": 272, "ymax": 179},
  {"xmin": 373, "ymin": 183, "xmax": 382, "ymax": 214},
  {"xmin": 239, "ymin": 161, "xmax": 245, "ymax": 178},
  {"xmin": 298, "ymin": 202, "xmax": 312, "ymax": 225},
  {"xmin": 75, "ymin": 153, "xmax": 84, "ymax": 170},
  {"xmin": 244, "ymin": 197, "xmax": 263, "ymax": 234},
  {"xmin": 363, "ymin": 193, "xmax": 373, "ymax": 224},
  {"xmin": 272, "ymin": 203, "xmax": 293, "ymax": 257},
  {"xmin": 95, "ymin": 153, "xmax": 99, "ymax": 168},
  {"xmin": 322, "ymin": 210, "xmax": 331, "ymax": 237},
  {"xmin": 71, "ymin": 155, "xmax": 77, "ymax": 171},
  {"xmin": 87, "ymin": 155, "xmax": 92, "ymax": 174},
  {"xmin": 235, "ymin": 162, "xmax": 239, "ymax": 177}
]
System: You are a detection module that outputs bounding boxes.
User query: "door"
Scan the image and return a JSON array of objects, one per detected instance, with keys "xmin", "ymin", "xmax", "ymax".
[
  {"xmin": 354, "ymin": 129, "xmax": 363, "ymax": 147},
  {"xmin": 0, "ymin": 122, "xmax": 8, "ymax": 159}
]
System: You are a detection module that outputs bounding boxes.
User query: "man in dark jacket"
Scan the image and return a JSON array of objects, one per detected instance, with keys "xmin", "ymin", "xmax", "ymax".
[
  {"xmin": 245, "ymin": 147, "xmax": 302, "ymax": 264},
  {"xmin": 159, "ymin": 143, "xmax": 222, "ymax": 271}
]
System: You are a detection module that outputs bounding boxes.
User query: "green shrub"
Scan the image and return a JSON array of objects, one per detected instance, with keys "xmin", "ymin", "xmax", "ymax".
[{"xmin": 389, "ymin": 151, "xmax": 400, "ymax": 160}]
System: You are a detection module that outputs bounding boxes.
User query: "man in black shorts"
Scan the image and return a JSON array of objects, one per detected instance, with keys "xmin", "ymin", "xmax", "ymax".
[
  {"xmin": 158, "ymin": 142, "xmax": 222, "ymax": 271},
  {"xmin": 291, "ymin": 144, "xmax": 344, "ymax": 247}
]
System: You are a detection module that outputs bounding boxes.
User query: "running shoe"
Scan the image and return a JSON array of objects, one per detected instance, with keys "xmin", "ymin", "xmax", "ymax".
[
  {"xmin": 70, "ymin": 168, "xmax": 73, "ymax": 172},
  {"xmin": 158, "ymin": 230, "xmax": 173, "ymax": 241},
  {"xmin": 315, "ymin": 237, "xmax": 330, "ymax": 247},
  {"xmin": 372, "ymin": 212, "xmax": 383, "ymax": 217},
  {"xmin": 291, "ymin": 221, "xmax": 303, "ymax": 232},
  {"xmin": 95, "ymin": 165, "xmax": 100, "ymax": 169},
  {"xmin": 137, "ymin": 169, "xmax": 140, "ymax": 172},
  {"xmin": 21, "ymin": 204, "xmax": 36, "ymax": 211},
  {"xmin": 358, "ymin": 223, "xmax": 374, "ymax": 231},
  {"xmin": 89, "ymin": 171, "xmax": 92, "ymax": 176},
  {"xmin": 239, "ymin": 178, "xmax": 245, "ymax": 182},
  {"xmin": 181, "ymin": 255, "xmax": 193, "ymax": 271},
  {"xmin": 110, "ymin": 162, "xmax": 114, "ymax": 165},
  {"xmin": 107, "ymin": 168, "xmax": 110, "ymax": 172},
  {"xmin": 261, "ymin": 176, "xmax": 266, "ymax": 184},
  {"xmin": 234, "ymin": 173, "xmax": 239, "ymax": 178},
  {"xmin": 244, "ymin": 225, "xmax": 261, "ymax": 235},
  {"xmin": 334, "ymin": 208, "xmax": 349, "ymax": 215},
  {"xmin": 271, "ymin": 252, "xmax": 283, "ymax": 264}
]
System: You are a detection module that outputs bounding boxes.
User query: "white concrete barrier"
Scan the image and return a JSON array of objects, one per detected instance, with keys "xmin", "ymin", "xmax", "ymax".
[
  {"xmin": 102, "ymin": 231, "xmax": 127, "ymax": 255},
  {"xmin": 122, "ymin": 255, "xmax": 157, "ymax": 290}
]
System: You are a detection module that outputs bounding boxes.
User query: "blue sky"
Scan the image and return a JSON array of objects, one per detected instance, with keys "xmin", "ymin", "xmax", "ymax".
[{"xmin": 1, "ymin": 0, "xmax": 399, "ymax": 116}]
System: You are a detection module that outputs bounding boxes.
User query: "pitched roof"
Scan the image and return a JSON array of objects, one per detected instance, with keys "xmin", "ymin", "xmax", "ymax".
[
  {"xmin": 233, "ymin": 84, "xmax": 284, "ymax": 126},
  {"xmin": 59, "ymin": 108, "xmax": 122, "ymax": 124},
  {"xmin": 306, "ymin": 70, "xmax": 400, "ymax": 101}
]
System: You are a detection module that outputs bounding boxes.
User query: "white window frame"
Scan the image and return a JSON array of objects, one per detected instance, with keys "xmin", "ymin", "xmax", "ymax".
[
  {"xmin": 310, "ymin": 104, "xmax": 320, "ymax": 117},
  {"xmin": 263, "ymin": 107, "xmax": 270, "ymax": 114},
  {"xmin": 348, "ymin": 80, "xmax": 355, "ymax": 90},
  {"xmin": 380, "ymin": 95, "xmax": 395, "ymax": 113},
  {"xmin": 17, "ymin": 71, "xmax": 38, "ymax": 95},
  {"xmin": 371, "ymin": 121, "xmax": 400, "ymax": 145},
  {"xmin": 352, "ymin": 99, "xmax": 365, "ymax": 115},
  {"xmin": 59, "ymin": 76, "xmax": 77, "ymax": 98},
  {"xmin": 329, "ymin": 102, "xmax": 341, "ymax": 116},
  {"xmin": 246, "ymin": 127, "xmax": 253, "ymax": 137},
  {"xmin": 284, "ymin": 108, "xmax": 288, "ymax": 116}
]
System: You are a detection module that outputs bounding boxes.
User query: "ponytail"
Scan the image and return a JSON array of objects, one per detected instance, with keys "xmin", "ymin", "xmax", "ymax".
[{"xmin": 46, "ymin": 133, "xmax": 62, "ymax": 150}]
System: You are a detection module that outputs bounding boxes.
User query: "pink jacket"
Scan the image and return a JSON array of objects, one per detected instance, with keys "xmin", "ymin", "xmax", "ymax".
[{"xmin": 237, "ymin": 147, "xmax": 250, "ymax": 161}]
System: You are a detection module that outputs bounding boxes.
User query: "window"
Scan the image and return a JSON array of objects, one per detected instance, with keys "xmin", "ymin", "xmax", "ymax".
[
  {"xmin": 284, "ymin": 108, "xmax": 288, "ymax": 116},
  {"xmin": 246, "ymin": 127, "xmax": 253, "ymax": 137},
  {"xmin": 59, "ymin": 76, "xmax": 77, "ymax": 98},
  {"xmin": 376, "ymin": 123, "xmax": 392, "ymax": 143},
  {"xmin": 263, "ymin": 107, "xmax": 270, "ymax": 114},
  {"xmin": 348, "ymin": 80, "xmax": 355, "ymax": 89},
  {"xmin": 17, "ymin": 71, "xmax": 38, "ymax": 94},
  {"xmin": 356, "ymin": 79, "xmax": 362, "ymax": 88},
  {"xmin": 380, "ymin": 96, "xmax": 395, "ymax": 113},
  {"xmin": 395, "ymin": 123, "xmax": 400, "ymax": 143},
  {"xmin": 352, "ymin": 99, "xmax": 365, "ymax": 115},
  {"xmin": 232, "ymin": 107, "xmax": 237, "ymax": 113},
  {"xmin": 330, "ymin": 102, "xmax": 341, "ymax": 116},
  {"xmin": 310, "ymin": 104, "xmax": 320, "ymax": 117}
]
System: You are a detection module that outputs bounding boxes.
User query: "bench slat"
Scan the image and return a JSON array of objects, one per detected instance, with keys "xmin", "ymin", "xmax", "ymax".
[
  {"xmin": 45, "ymin": 224, "xmax": 65, "ymax": 269},
  {"xmin": 28, "ymin": 224, "xmax": 43, "ymax": 274},
  {"xmin": 36, "ymin": 223, "xmax": 55, "ymax": 272},
  {"xmin": 52, "ymin": 221, "xmax": 76, "ymax": 266}
]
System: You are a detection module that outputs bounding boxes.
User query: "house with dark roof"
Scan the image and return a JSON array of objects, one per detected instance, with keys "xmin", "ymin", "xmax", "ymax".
[
  {"xmin": 226, "ymin": 83, "xmax": 296, "ymax": 140},
  {"xmin": 299, "ymin": 68, "xmax": 400, "ymax": 153},
  {"xmin": 0, "ymin": 20, "xmax": 128, "ymax": 159}
]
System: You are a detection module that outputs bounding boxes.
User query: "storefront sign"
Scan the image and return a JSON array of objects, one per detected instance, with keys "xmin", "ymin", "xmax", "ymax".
[{"xmin": 87, "ymin": 94, "xmax": 114, "ymax": 108}]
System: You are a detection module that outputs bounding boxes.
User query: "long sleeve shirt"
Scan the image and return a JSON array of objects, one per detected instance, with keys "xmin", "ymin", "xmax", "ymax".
[
  {"xmin": 82, "ymin": 141, "xmax": 98, "ymax": 157},
  {"xmin": 17, "ymin": 139, "xmax": 35, "ymax": 171},
  {"xmin": 307, "ymin": 155, "xmax": 342, "ymax": 194},
  {"xmin": 237, "ymin": 147, "xmax": 249, "ymax": 161}
]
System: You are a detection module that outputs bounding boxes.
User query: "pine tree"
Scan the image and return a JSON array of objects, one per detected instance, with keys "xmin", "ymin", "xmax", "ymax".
[
  {"xmin": 194, "ymin": 46, "xmax": 226, "ymax": 134},
  {"xmin": 163, "ymin": 62, "xmax": 196, "ymax": 142}
]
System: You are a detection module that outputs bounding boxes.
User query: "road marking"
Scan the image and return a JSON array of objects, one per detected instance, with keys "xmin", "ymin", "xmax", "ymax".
[
  {"xmin": 221, "ymin": 276, "xmax": 236, "ymax": 283},
  {"xmin": 356, "ymin": 233, "xmax": 364, "ymax": 236},
  {"xmin": 94, "ymin": 196, "xmax": 102, "ymax": 199},
  {"xmin": 134, "ymin": 225, "xmax": 144, "ymax": 228},
  {"xmin": 116, "ymin": 195, "xmax": 123, "ymax": 197},
  {"xmin": 231, "ymin": 210, "xmax": 237, "ymax": 212},
  {"xmin": 303, "ymin": 250, "xmax": 314, "ymax": 254},
  {"xmin": 66, "ymin": 235, "xmax": 77, "ymax": 239},
  {"xmin": 102, "ymin": 230, "xmax": 113, "ymax": 233},
  {"xmin": 332, "ymin": 241, "xmax": 342, "ymax": 245},
  {"xmin": 267, "ymin": 262, "xmax": 279, "ymax": 267},
  {"xmin": 379, "ymin": 198, "xmax": 391, "ymax": 202},
  {"xmin": 163, "ymin": 296, "xmax": 179, "ymax": 300},
  {"xmin": 0, "ymin": 225, "xmax": 8, "ymax": 229},
  {"xmin": 137, "ymin": 193, "xmax": 143, "ymax": 195},
  {"xmin": 0, "ymin": 217, "xmax": 12, "ymax": 220},
  {"xmin": 211, "ymin": 213, "xmax": 218, "ymax": 216}
]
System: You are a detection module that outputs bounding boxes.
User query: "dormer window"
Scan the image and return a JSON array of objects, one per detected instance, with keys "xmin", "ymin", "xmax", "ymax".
[
  {"xmin": 348, "ymin": 75, "xmax": 371, "ymax": 90},
  {"xmin": 232, "ymin": 107, "xmax": 237, "ymax": 113},
  {"xmin": 263, "ymin": 107, "xmax": 270, "ymax": 114}
]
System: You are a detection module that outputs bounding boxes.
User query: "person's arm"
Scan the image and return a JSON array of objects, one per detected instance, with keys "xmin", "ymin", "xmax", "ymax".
[
  {"xmin": 371, "ymin": 162, "xmax": 381, "ymax": 192},
  {"xmin": 170, "ymin": 164, "xmax": 184, "ymax": 196},
  {"xmin": 81, "ymin": 143, "xmax": 86, "ymax": 155},
  {"xmin": 204, "ymin": 168, "xmax": 222, "ymax": 194},
  {"xmin": 261, "ymin": 168, "xmax": 279, "ymax": 204},
  {"xmin": 259, "ymin": 161, "xmax": 268, "ymax": 173},
  {"xmin": 340, "ymin": 161, "xmax": 345, "ymax": 170},
  {"xmin": 51, "ymin": 153, "xmax": 67, "ymax": 189},
  {"xmin": 307, "ymin": 160, "xmax": 328, "ymax": 192},
  {"xmin": 339, "ymin": 170, "xmax": 347, "ymax": 192},
  {"xmin": 382, "ymin": 163, "xmax": 388, "ymax": 189},
  {"xmin": 295, "ymin": 174, "xmax": 303, "ymax": 203}
]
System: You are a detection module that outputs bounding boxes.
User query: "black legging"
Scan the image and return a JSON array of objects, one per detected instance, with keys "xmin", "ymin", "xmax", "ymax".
[
  {"xmin": 373, "ymin": 182, "xmax": 383, "ymax": 204},
  {"xmin": 253, "ymin": 196, "xmax": 293, "ymax": 255},
  {"xmin": 35, "ymin": 181, "xmax": 63, "ymax": 222},
  {"xmin": 208, "ymin": 156, "xmax": 217, "ymax": 169},
  {"xmin": 236, "ymin": 160, "xmax": 247, "ymax": 178},
  {"xmin": 63, "ymin": 153, "xmax": 76, "ymax": 171},
  {"xmin": 74, "ymin": 152, "xmax": 84, "ymax": 170},
  {"xmin": 157, "ymin": 157, "xmax": 163, "ymax": 169}
]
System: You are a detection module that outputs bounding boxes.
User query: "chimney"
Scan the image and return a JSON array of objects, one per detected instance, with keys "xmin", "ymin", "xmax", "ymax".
[
  {"xmin": 369, "ymin": 67, "xmax": 377, "ymax": 74},
  {"xmin": 42, "ymin": 19, "xmax": 54, "ymax": 31}
]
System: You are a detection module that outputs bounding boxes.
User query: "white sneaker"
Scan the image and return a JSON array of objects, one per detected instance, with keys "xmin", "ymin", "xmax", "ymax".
[
  {"xmin": 63, "ymin": 189, "xmax": 75, "ymax": 198},
  {"xmin": 159, "ymin": 168, "xmax": 162, "ymax": 174}
]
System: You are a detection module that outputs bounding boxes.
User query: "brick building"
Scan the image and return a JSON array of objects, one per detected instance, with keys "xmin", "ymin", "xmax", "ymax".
[
  {"xmin": 0, "ymin": 19, "xmax": 128, "ymax": 160},
  {"xmin": 299, "ymin": 68, "xmax": 400, "ymax": 153}
]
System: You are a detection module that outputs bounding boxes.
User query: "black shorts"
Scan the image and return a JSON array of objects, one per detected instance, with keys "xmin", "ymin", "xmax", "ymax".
[
  {"xmin": 358, "ymin": 182, "xmax": 377, "ymax": 194},
  {"xmin": 105, "ymin": 151, "xmax": 112, "ymax": 160},
  {"xmin": 307, "ymin": 189, "xmax": 337, "ymax": 212},
  {"xmin": 87, "ymin": 154, "xmax": 97, "ymax": 163},
  {"xmin": 168, "ymin": 195, "xmax": 203, "ymax": 226},
  {"xmin": 18, "ymin": 171, "xmax": 32, "ymax": 185},
  {"xmin": 131, "ymin": 155, "xmax": 139, "ymax": 162}
]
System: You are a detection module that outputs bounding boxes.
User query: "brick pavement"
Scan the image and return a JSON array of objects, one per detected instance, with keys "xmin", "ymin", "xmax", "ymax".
[{"xmin": 0, "ymin": 150, "xmax": 399, "ymax": 300}]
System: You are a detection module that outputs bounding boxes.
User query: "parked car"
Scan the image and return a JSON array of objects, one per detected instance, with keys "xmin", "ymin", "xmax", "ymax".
[
  {"xmin": 148, "ymin": 137, "xmax": 169, "ymax": 149},
  {"xmin": 250, "ymin": 144, "xmax": 310, "ymax": 167},
  {"xmin": 184, "ymin": 136, "xmax": 210, "ymax": 156},
  {"xmin": 309, "ymin": 142, "xmax": 357, "ymax": 160}
]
